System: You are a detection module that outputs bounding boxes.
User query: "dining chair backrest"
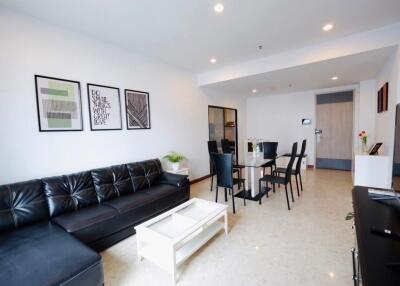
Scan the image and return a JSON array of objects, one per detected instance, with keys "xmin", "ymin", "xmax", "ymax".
[
  {"xmin": 211, "ymin": 153, "xmax": 234, "ymax": 189},
  {"xmin": 221, "ymin": 139, "xmax": 231, "ymax": 154},
  {"xmin": 208, "ymin": 140, "xmax": 219, "ymax": 154},
  {"xmin": 262, "ymin": 142, "xmax": 278, "ymax": 159},
  {"xmin": 285, "ymin": 142, "xmax": 298, "ymax": 182},
  {"xmin": 295, "ymin": 139, "xmax": 307, "ymax": 173}
]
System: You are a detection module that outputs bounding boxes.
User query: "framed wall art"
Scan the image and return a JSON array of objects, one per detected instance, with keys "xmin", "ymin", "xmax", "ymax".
[
  {"xmin": 87, "ymin": 83, "xmax": 122, "ymax": 131},
  {"xmin": 377, "ymin": 82, "xmax": 389, "ymax": 113},
  {"xmin": 125, "ymin": 89, "xmax": 151, "ymax": 129},
  {"xmin": 35, "ymin": 75, "xmax": 83, "ymax": 132}
]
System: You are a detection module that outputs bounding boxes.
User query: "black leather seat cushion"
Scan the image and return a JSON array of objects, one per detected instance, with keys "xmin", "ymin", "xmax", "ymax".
[
  {"xmin": 91, "ymin": 164, "xmax": 134, "ymax": 202},
  {"xmin": 52, "ymin": 204, "xmax": 121, "ymax": 244},
  {"xmin": 105, "ymin": 185, "xmax": 189, "ymax": 228},
  {"xmin": 103, "ymin": 191, "xmax": 156, "ymax": 213},
  {"xmin": 43, "ymin": 171, "xmax": 98, "ymax": 218},
  {"xmin": 0, "ymin": 222, "xmax": 103, "ymax": 286},
  {"xmin": 0, "ymin": 179, "xmax": 48, "ymax": 232}
]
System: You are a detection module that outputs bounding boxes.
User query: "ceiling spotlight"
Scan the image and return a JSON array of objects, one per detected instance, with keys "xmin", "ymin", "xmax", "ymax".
[
  {"xmin": 323, "ymin": 23, "xmax": 333, "ymax": 31},
  {"xmin": 210, "ymin": 58, "xmax": 217, "ymax": 64},
  {"xmin": 252, "ymin": 89, "xmax": 257, "ymax": 93},
  {"xmin": 331, "ymin": 76, "xmax": 338, "ymax": 81},
  {"xmin": 214, "ymin": 3, "xmax": 224, "ymax": 13}
]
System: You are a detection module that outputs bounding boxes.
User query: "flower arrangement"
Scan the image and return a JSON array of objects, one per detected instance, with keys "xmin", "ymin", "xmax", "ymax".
[
  {"xmin": 358, "ymin": 131, "xmax": 368, "ymax": 144},
  {"xmin": 358, "ymin": 131, "xmax": 368, "ymax": 152}
]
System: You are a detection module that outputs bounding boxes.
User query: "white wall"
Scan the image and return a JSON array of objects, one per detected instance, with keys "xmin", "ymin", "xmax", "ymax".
[
  {"xmin": 246, "ymin": 85, "xmax": 365, "ymax": 167},
  {"xmin": 247, "ymin": 91, "xmax": 316, "ymax": 165},
  {"xmin": 373, "ymin": 46, "xmax": 400, "ymax": 164},
  {"xmin": 0, "ymin": 9, "xmax": 246, "ymax": 184}
]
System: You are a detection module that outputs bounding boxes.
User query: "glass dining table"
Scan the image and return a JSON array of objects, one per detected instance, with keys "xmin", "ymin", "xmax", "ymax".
[{"xmin": 236, "ymin": 152, "xmax": 273, "ymax": 200}]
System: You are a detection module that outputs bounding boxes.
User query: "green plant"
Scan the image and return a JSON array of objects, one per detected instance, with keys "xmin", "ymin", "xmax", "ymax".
[{"xmin": 163, "ymin": 152, "xmax": 186, "ymax": 163}]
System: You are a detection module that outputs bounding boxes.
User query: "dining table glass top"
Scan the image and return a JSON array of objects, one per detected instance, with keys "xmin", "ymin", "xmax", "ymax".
[{"xmin": 238, "ymin": 152, "xmax": 273, "ymax": 168}]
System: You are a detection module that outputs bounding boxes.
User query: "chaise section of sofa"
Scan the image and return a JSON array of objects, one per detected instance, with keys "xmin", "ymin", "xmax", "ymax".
[{"xmin": 0, "ymin": 179, "xmax": 103, "ymax": 286}]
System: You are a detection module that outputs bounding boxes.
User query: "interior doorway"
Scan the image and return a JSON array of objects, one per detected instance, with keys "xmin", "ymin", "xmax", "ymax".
[
  {"xmin": 208, "ymin": 105, "xmax": 238, "ymax": 163},
  {"xmin": 315, "ymin": 91, "xmax": 354, "ymax": 171}
]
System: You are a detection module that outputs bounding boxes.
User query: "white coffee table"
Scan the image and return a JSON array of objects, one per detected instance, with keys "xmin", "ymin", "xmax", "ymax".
[{"xmin": 135, "ymin": 198, "xmax": 228, "ymax": 283}]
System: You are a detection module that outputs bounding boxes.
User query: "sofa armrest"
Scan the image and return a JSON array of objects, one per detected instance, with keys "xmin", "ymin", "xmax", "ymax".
[{"xmin": 158, "ymin": 172, "xmax": 189, "ymax": 188}]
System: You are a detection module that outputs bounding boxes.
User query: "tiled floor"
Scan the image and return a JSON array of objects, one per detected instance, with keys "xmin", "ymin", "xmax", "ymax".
[{"xmin": 101, "ymin": 169, "xmax": 354, "ymax": 286}]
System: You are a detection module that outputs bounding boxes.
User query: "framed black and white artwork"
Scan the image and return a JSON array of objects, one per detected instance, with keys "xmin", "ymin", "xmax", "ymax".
[
  {"xmin": 35, "ymin": 75, "xmax": 83, "ymax": 132},
  {"xmin": 125, "ymin": 89, "xmax": 151, "ymax": 129},
  {"xmin": 87, "ymin": 84, "xmax": 122, "ymax": 131}
]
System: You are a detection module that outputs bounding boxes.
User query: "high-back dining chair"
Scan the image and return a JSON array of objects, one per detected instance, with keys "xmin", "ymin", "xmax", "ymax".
[
  {"xmin": 208, "ymin": 141, "xmax": 219, "ymax": 192},
  {"xmin": 221, "ymin": 139, "xmax": 245, "ymax": 181},
  {"xmin": 210, "ymin": 153, "xmax": 246, "ymax": 214},
  {"xmin": 274, "ymin": 139, "xmax": 306, "ymax": 196},
  {"xmin": 259, "ymin": 142, "xmax": 298, "ymax": 210},
  {"xmin": 262, "ymin": 142, "xmax": 278, "ymax": 175}
]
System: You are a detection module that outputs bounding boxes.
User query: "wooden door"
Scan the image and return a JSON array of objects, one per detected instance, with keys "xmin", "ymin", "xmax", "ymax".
[{"xmin": 316, "ymin": 91, "xmax": 353, "ymax": 170}]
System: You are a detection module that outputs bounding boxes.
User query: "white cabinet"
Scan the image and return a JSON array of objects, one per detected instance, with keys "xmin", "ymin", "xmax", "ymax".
[{"xmin": 354, "ymin": 155, "xmax": 392, "ymax": 189}]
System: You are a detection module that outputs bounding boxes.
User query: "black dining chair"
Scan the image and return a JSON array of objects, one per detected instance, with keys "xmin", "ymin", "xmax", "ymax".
[
  {"xmin": 259, "ymin": 142, "xmax": 297, "ymax": 210},
  {"xmin": 221, "ymin": 139, "xmax": 245, "ymax": 179},
  {"xmin": 274, "ymin": 140, "xmax": 306, "ymax": 196},
  {"xmin": 262, "ymin": 142, "xmax": 278, "ymax": 175},
  {"xmin": 211, "ymin": 153, "xmax": 246, "ymax": 214},
  {"xmin": 208, "ymin": 141, "xmax": 219, "ymax": 192}
]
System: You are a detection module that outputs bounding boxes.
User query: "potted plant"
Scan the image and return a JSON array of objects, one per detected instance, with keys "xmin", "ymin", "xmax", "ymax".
[{"xmin": 163, "ymin": 152, "xmax": 186, "ymax": 171}]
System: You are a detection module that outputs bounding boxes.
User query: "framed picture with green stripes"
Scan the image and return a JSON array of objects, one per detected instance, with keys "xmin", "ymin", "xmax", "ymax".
[{"xmin": 35, "ymin": 75, "xmax": 83, "ymax": 132}]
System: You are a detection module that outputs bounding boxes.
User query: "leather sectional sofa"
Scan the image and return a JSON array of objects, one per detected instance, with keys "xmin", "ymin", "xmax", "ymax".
[{"xmin": 0, "ymin": 159, "xmax": 190, "ymax": 286}]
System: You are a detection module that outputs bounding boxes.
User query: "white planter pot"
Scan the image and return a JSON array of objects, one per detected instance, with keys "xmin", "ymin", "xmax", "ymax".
[{"xmin": 171, "ymin": 162, "xmax": 180, "ymax": 171}]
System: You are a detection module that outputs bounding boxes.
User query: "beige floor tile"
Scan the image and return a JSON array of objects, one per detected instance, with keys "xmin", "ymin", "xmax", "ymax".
[{"xmin": 101, "ymin": 169, "xmax": 354, "ymax": 286}]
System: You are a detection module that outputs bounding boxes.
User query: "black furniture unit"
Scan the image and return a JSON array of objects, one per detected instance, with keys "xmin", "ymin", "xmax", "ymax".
[
  {"xmin": 0, "ymin": 159, "xmax": 190, "ymax": 286},
  {"xmin": 352, "ymin": 187, "xmax": 400, "ymax": 286}
]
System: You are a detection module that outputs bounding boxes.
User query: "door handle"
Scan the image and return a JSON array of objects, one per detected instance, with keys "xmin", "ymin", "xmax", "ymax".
[{"xmin": 315, "ymin": 129, "xmax": 322, "ymax": 135}]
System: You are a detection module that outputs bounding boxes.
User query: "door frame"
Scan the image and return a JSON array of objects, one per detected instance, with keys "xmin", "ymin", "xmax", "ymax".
[
  {"xmin": 208, "ymin": 105, "xmax": 239, "ymax": 163},
  {"xmin": 314, "ymin": 89, "xmax": 356, "ymax": 170}
]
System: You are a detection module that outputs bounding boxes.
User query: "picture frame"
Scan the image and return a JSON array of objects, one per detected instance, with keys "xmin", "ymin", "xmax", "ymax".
[
  {"xmin": 124, "ymin": 89, "xmax": 151, "ymax": 130},
  {"xmin": 35, "ymin": 75, "xmax": 83, "ymax": 132},
  {"xmin": 87, "ymin": 83, "xmax": 122, "ymax": 131},
  {"xmin": 377, "ymin": 82, "xmax": 389, "ymax": 113}
]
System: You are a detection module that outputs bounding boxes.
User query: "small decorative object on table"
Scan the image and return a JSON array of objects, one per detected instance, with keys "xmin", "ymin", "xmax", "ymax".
[
  {"xmin": 163, "ymin": 152, "xmax": 186, "ymax": 171},
  {"xmin": 249, "ymin": 138, "xmax": 262, "ymax": 157},
  {"xmin": 358, "ymin": 131, "xmax": 368, "ymax": 153}
]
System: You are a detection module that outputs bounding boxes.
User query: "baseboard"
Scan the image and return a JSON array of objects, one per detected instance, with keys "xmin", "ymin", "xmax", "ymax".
[
  {"xmin": 307, "ymin": 164, "xmax": 315, "ymax": 169},
  {"xmin": 190, "ymin": 174, "xmax": 211, "ymax": 184}
]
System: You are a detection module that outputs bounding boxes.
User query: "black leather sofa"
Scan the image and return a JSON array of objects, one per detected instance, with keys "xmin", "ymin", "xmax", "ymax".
[{"xmin": 0, "ymin": 159, "xmax": 190, "ymax": 286}]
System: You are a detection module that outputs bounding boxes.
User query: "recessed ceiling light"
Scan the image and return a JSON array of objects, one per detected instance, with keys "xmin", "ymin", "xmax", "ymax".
[
  {"xmin": 214, "ymin": 3, "xmax": 224, "ymax": 13},
  {"xmin": 323, "ymin": 23, "xmax": 334, "ymax": 31},
  {"xmin": 252, "ymin": 89, "xmax": 257, "ymax": 93},
  {"xmin": 210, "ymin": 58, "xmax": 217, "ymax": 64},
  {"xmin": 331, "ymin": 76, "xmax": 339, "ymax": 81}
]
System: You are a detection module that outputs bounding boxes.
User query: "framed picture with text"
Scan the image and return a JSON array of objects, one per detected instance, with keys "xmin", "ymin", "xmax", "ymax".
[
  {"xmin": 87, "ymin": 83, "xmax": 122, "ymax": 131},
  {"xmin": 125, "ymin": 89, "xmax": 151, "ymax": 130},
  {"xmin": 35, "ymin": 75, "xmax": 83, "ymax": 132}
]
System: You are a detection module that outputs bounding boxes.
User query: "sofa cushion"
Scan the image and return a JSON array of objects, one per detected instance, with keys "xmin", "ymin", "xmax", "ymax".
[
  {"xmin": 52, "ymin": 204, "xmax": 120, "ymax": 244},
  {"xmin": 0, "ymin": 179, "xmax": 48, "ymax": 232},
  {"xmin": 126, "ymin": 159, "xmax": 163, "ymax": 191},
  {"xmin": 91, "ymin": 164, "xmax": 134, "ymax": 202},
  {"xmin": 43, "ymin": 171, "xmax": 98, "ymax": 218},
  {"xmin": 103, "ymin": 191, "xmax": 156, "ymax": 213},
  {"xmin": 0, "ymin": 222, "xmax": 103, "ymax": 286},
  {"xmin": 144, "ymin": 184, "xmax": 179, "ymax": 200}
]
